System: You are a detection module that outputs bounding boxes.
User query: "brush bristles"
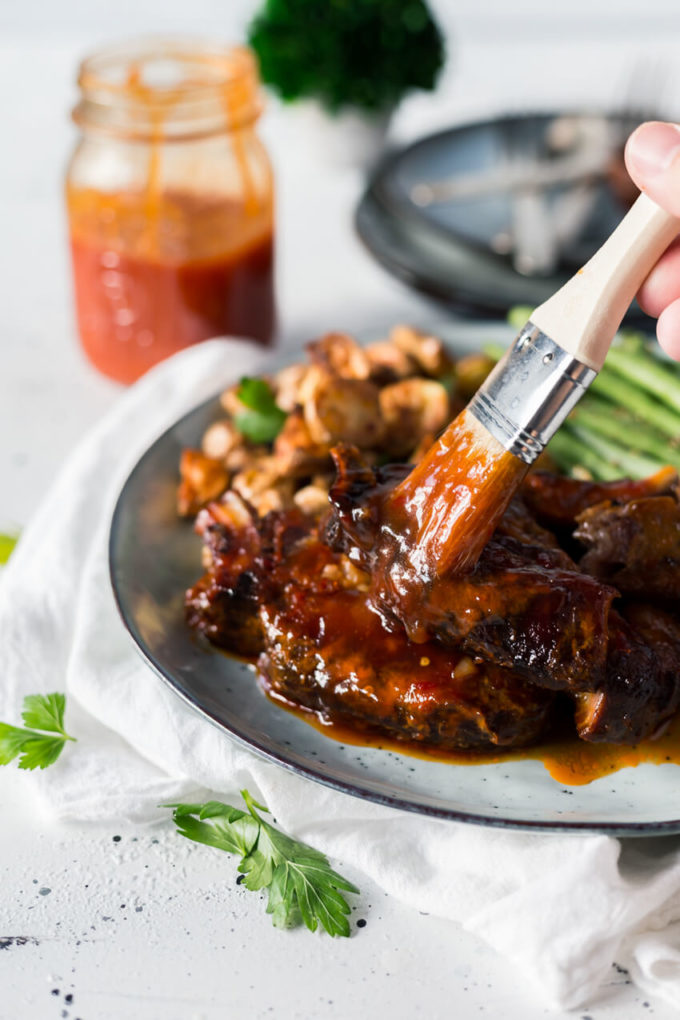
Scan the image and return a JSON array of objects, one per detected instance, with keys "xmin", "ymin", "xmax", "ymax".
[{"xmin": 392, "ymin": 407, "xmax": 528, "ymax": 576}]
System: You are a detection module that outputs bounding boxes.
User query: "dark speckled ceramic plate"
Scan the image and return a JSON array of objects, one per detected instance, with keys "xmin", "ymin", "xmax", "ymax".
[{"xmin": 109, "ymin": 324, "xmax": 680, "ymax": 836}]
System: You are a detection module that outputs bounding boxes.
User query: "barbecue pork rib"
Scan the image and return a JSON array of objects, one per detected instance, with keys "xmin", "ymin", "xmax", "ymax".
[
  {"xmin": 258, "ymin": 588, "xmax": 555, "ymax": 751},
  {"xmin": 323, "ymin": 446, "xmax": 680, "ymax": 744},
  {"xmin": 186, "ymin": 493, "xmax": 555, "ymax": 751},
  {"xmin": 186, "ymin": 451, "xmax": 680, "ymax": 750}
]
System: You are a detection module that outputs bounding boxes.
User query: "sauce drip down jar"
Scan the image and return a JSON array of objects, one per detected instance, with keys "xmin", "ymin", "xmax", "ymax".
[{"xmin": 66, "ymin": 39, "xmax": 275, "ymax": 384}]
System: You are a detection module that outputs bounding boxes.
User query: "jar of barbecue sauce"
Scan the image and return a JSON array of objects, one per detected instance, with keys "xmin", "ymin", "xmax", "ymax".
[{"xmin": 66, "ymin": 39, "xmax": 275, "ymax": 384}]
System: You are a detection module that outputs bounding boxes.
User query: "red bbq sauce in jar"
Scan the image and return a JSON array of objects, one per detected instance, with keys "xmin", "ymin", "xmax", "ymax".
[{"xmin": 66, "ymin": 39, "xmax": 275, "ymax": 384}]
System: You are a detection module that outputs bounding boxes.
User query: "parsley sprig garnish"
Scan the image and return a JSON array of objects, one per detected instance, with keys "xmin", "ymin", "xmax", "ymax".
[
  {"xmin": 0, "ymin": 696, "xmax": 359, "ymax": 936},
  {"xmin": 0, "ymin": 693, "xmax": 76, "ymax": 770},
  {"xmin": 167, "ymin": 790, "xmax": 359, "ymax": 936},
  {"xmin": 234, "ymin": 377, "xmax": 287, "ymax": 444}
]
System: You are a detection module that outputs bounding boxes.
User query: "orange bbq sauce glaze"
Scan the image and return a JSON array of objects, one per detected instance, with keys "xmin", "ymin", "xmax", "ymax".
[
  {"xmin": 256, "ymin": 441, "xmax": 680, "ymax": 787},
  {"xmin": 265, "ymin": 666, "xmax": 680, "ymax": 787}
]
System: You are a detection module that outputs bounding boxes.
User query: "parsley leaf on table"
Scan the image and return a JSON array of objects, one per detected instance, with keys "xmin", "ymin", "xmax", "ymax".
[
  {"xmin": 233, "ymin": 377, "xmax": 287, "ymax": 444},
  {"xmin": 0, "ymin": 693, "xmax": 76, "ymax": 770},
  {"xmin": 0, "ymin": 531, "xmax": 19, "ymax": 564},
  {"xmin": 167, "ymin": 790, "xmax": 360, "ymax": 936}
]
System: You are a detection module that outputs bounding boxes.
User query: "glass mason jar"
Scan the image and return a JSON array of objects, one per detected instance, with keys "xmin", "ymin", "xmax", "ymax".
[{"xmin": 66, "ymin": 39, "xmax": 275, "ymax": 384}]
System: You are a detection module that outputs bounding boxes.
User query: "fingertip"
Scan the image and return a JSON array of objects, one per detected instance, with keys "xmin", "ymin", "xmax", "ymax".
[
  {"xmin": 656, "ymin": 299, "xmax": 680, "ymax": 361},
  {"xmin": 624, "ymin": 121, "xmax": 680, "ymax": 218},
  {"xmin": 625, "ymin": 121, "xmax": 680, "ymax": 180}
]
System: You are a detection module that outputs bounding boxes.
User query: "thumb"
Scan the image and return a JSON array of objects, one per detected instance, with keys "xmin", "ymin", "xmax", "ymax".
[{"xmin": 624, "ymin": 121, "xmax": 680, "ymax": 218}]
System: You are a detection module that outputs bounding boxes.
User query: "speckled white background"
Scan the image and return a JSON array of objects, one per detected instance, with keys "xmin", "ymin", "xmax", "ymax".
[{"xmin": 3, "ymin": 2, "xmax": 680, "ymax": 1016}]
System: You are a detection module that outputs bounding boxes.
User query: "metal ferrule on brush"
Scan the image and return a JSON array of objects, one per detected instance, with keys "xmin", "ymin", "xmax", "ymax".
[{"xmin": 468, "ymin": 323, "xmax": 597, "ymax": 465}]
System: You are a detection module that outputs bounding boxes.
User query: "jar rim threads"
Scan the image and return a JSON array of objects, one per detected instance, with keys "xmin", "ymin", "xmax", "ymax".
[{"xmin": 73, "ymin": 38, "xmax": 262, "ymax": 141}]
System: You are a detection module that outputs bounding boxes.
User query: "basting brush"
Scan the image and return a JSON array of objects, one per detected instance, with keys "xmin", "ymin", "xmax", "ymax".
[{"xmin": 392, "ymin": 192, "xmax": 680, "ymax": 577}]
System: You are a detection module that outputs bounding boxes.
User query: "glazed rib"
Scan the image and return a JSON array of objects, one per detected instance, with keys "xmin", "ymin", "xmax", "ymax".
[{"xmin": 186, "ymin": 451, "xmax": 680, "ymax": 748}]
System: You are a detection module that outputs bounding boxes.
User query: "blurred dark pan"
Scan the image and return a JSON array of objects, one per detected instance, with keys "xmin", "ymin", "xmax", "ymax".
[{"xmin": 356, "ymin": 111, "xmax": 654, "ymax": 322}]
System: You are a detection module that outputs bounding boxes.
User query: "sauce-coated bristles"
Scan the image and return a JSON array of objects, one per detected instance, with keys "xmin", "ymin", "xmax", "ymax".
[{"xmin": 391, "ymin": 407, "xmax": 528, "ymax": 576}]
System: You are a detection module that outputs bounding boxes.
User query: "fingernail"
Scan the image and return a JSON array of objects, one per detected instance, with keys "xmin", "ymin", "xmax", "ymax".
[{"xmin": 626, "ymin": 121, "xmax": 680, "ymax": 177}]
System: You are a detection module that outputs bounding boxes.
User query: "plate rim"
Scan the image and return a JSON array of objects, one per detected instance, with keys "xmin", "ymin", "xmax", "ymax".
[{"xmin": 108, "ymin": 333, "xmax": 680, "ymax": 838}]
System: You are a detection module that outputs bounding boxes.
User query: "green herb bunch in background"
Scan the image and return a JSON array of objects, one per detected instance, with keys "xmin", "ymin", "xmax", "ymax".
[{"xmin": 247, "ymin": 0, "xmax": 445, "ymax": 114}]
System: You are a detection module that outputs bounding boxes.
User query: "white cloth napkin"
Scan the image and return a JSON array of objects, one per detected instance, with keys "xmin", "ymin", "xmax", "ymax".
[{"xmin": 4, "ymin": 339, "xmax": 680, "ymax": 1012}]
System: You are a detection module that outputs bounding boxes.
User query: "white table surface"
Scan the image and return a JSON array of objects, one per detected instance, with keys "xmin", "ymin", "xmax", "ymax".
[{"xmin": 4, "ymin": 4, "xmax": 680, "ymax": 1017}]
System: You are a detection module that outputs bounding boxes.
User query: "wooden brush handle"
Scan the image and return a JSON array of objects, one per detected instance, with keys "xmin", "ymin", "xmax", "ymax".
[{"xmin": 531, "ymin": 192, "xmax": 680, "ymax": 371}]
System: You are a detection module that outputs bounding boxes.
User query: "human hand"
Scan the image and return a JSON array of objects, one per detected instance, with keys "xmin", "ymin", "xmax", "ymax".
[{"xmin": 625, "ymin": 121, "xmax": 680, "ymax": 358}]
